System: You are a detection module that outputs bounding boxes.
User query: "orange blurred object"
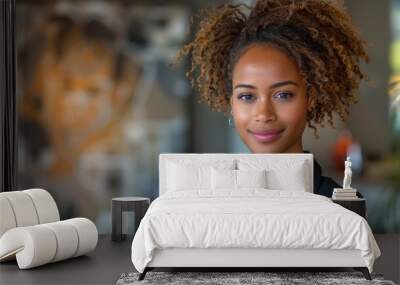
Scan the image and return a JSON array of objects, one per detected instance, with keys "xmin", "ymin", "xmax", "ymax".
[{"xmin": 332, "ymin": 132, "xmax": 353, "ymax": 173}]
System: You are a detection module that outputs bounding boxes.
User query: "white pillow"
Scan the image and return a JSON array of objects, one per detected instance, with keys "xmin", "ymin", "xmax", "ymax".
[
  {"xmin": 267, "ymin": 163, "xmax": 308, "ymax": 192},
  {"xmin": 167, "ymin": 160, "xmax": 235, "ymax": 191},
  {"xmin": 211, "ymin": 168, "xmax": 267, "ymax": 190},
  {"xmin": 237, "ymin": 159, "xmax": 309, "ymax": 192},
  {"xmin": 211, "ymin": 168, "xmax": 236, "ymax": 190},
  {"xmin": 236, "ymin": 169, "xmax": 267, "ymax": 189}
]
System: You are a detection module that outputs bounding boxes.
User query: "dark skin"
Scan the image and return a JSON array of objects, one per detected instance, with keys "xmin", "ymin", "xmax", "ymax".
[{"xmin": 230, "ymin": 43, "xmax": 309, "ymax": 154}]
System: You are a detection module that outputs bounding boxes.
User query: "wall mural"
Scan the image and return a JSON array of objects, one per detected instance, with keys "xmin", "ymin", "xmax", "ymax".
[
  {"xmin": 391, "ymin": 0, "xmax": 400, "ymax": 151},
  {"xmin": 16, "ymin": 1, "xmax": 190, "ymax": 233}
]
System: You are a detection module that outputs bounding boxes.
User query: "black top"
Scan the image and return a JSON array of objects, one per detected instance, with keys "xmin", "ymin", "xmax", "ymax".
[
  {"xmin": 312, "ymin": 156, "xmax": 340, "ymax": 197},
  {"xmin": 305, "ymin": 150, "xmax": 363, "ymax": 198}
]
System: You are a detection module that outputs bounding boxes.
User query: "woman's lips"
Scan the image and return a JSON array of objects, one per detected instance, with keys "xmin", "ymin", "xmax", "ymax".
[{"xmin": 249, "ymin": 129, "xmax": 284, "ymax": 143}]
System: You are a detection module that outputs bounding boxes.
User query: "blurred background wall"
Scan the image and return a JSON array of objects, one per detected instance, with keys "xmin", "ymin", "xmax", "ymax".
[{"xmin": 15, "ymin": 0, "xmax": 399, "ymax": 234}]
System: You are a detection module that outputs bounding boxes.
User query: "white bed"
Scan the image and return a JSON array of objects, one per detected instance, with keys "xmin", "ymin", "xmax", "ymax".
[{"xmin": 131, "ymin": 153, "xmax": 381, "ymax": 281}]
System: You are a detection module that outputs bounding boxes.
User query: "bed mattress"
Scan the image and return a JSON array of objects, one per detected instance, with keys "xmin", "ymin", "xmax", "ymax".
[{"xmin": 131, "ymin": 189, "xmax": 380, "ymax": 273}]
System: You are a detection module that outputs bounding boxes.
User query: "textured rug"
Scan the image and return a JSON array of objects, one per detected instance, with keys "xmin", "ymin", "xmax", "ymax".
[{"xmin": 116, "ymin": 271, "xmax": 396, "ymax": 285}]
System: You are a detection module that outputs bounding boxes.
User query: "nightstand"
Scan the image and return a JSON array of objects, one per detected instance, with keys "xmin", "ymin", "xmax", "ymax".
[
  {"xmin": 331, "ymin": 198, "xmax": 366, "ymax": 218},
  {"xmin": 111, "ymin": 197, "xmax": 150, "ymax": 242}
]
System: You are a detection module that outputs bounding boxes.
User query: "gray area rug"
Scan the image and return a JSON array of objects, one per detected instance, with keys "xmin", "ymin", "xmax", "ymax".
[{"xmin": 116, "ymin": 271, "xmax": 396, "ymax": 285}]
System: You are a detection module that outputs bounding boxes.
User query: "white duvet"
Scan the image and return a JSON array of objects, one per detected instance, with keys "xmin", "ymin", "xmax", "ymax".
[{"xmin": 131, "ymin": 189, "xmax": 381, "ymax": 273}]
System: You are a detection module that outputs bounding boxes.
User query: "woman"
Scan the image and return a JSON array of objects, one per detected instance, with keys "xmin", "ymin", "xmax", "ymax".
[{"xmin": 177, "ymin": 0, "xmax": 368, "ymax": 197}]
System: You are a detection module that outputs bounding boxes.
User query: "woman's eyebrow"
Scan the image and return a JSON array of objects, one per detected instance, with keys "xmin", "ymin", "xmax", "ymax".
[
  {"xmin": 234, "ymin": 80, "xmax": 299, "ymax": 90},
  {"xmin": 234, "ymin": 84, "xmax": 256, "ymax": 90},
  {"xmin": 270, "ymin": 80, "xmax": 299, "ymax": 89}
]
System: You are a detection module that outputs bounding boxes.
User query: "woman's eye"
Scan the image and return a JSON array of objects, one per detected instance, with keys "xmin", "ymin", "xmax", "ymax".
[
  {"xmin": 273, "ymin": 92, "xmax": 293, "ymax": 100},
  {"xmin": 237, "ymin": 94, "xmax": 255, "ymax": 102}
]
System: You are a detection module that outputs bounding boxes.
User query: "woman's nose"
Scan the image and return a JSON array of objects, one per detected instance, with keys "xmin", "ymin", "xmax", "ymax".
[{"xmin": 254, "ymin": 99, "xmax": 277, "ymax": 123}]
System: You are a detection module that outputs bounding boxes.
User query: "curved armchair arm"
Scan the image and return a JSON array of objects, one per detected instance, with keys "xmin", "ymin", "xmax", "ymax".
[{"xmin": 0, "ymin": 218, "xmax": 98, "ymax": 269}]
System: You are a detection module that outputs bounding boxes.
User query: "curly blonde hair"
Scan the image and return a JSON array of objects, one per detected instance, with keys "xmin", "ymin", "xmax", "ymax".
[{"xmin": 176, "ymin": 0, "xmax": 369, "ymax": 136}]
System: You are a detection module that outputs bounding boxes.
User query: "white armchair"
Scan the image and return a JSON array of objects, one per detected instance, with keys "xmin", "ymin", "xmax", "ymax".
[{"xmin": 0, "ymin": 189, "xmax": 98, "ymax": 269}]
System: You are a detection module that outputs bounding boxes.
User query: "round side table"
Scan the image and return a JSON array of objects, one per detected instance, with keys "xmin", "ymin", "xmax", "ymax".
[{"xmin": 111, "ymin": 196, "xmax": 150, "ymax": 242}]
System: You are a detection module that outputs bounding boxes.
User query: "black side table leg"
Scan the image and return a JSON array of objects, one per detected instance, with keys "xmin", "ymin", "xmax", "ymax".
[
  {"xmin": 112, "ymin": 201, "xmax": 123, "ymax": 242},
  {"xmin": 134, "ymin": 202, "xmax": 149, "ymax": 233}
]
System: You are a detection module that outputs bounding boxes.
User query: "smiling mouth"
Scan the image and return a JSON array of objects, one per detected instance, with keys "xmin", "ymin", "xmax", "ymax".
[{"xmin": 248, "ymin": 129, "xmax": 284, "ymax": 143}]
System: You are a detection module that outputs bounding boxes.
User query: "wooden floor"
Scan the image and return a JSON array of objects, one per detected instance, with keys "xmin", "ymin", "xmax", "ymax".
[{"xmin": 0, "ymin": 234, "xmax": 398, "ymax": 285}]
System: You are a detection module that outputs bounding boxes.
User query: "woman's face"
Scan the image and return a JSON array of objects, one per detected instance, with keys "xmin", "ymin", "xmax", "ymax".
[{"xmin": 230, "ymin": 44, "xmax": 308, "ymax": 153}]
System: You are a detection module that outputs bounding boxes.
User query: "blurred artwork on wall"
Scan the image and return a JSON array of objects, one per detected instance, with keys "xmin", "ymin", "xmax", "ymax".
[
  {"xmin": 390, "ymin": 0, "xmax": 400, "ymax": 152},
  {"xmin": 16, "ymin": 1, "xmax": 191, "ymax": 233}
]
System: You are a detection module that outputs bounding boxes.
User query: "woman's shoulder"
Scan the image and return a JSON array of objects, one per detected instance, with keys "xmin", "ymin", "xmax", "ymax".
[
  {"xmin": 316, "ymin": 175, "xmax": 363, "ymax": 198},
  {"xmin": 302, "ymin": 150, "xmax": 337, "ymax": 197},
  {"xmin": 315, "ymin": 175, "xmax": 340, "ymax": 197},
  {"xmin": 304, "ymin": 150, "xmax": 363, "ymax": 198}
]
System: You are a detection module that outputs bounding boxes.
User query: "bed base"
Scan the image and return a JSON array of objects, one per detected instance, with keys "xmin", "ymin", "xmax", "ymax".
[
  {"xmin": 137, "ymin": 248, "xmax": 372, "ymax": 281},
  {"xmin": 138, "ymin": 267, "xmax": 371, "ymax": 281}
]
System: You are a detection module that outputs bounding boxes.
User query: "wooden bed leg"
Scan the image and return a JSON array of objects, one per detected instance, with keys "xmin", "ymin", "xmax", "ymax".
[
  {"xmin": 354, "ymin": 267, "xmax": 371, "ymax": 280},
  {"xmin": 138, "ymin": 268, "xmax": 148, "ymax": 281}
]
